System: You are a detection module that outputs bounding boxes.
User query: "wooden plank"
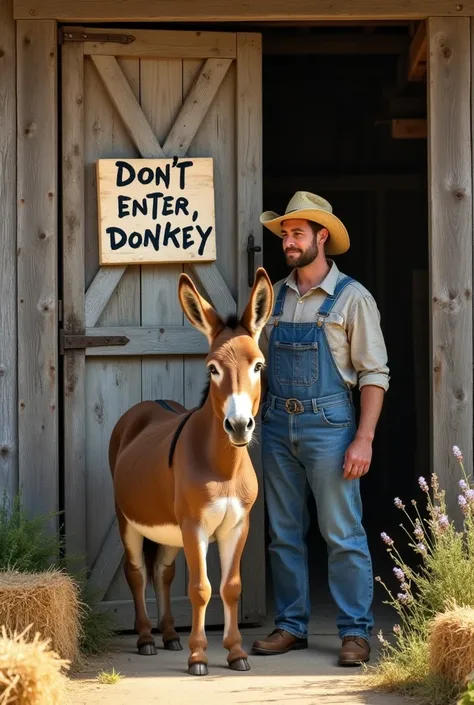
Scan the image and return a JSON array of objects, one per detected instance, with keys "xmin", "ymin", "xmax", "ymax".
[
  {"xmin": 236, "ymin": 33, "xmax": 265, "ymax": 625},
  {"xmin": 85, "ymin": 266, "xmax": 127, "ymax": 327},
  {"xmin": 90, "ymin": 55, "xmax": 165, "ymax": 158},
  {"xmin": 14, "ymin": 0, "xmax": 474, "ymax": 21},
  {"xmin": 88, "ymin": 517, "xmax": 123, "ymax": 600},
  {"xmin": 81, "ymin": 326, "xmax": 208, "ymax": 356},
  {"xmin": 17, "ymin": 20, "xmax": 58, "ymax": 529},
  {"xmin": 140, "ymin": 57, "xmax": 187, "ymax": 602},
  {"xmin": 163, "ymin": 58, "xmax": 233, "ymax": 158},
  {"xmin": 391, "ymin": 118, "xmax": 427, "ymax": 139},
  {"xmin": 0, "ymin": 0, "xmax": 17, "ymax": 503},
  {"xmin": 62, "ymin": 39, "xmax": 86, "ymax": 569},
  {"xmin": 408, "ymin": 21, "xmax": 427, "ymax": 80},
  {"xmin": 77, "ymin": 28, "xmax": 237, "ymax": 59},
  {"xmin": 427, "ymin": 17, "xmax": 472, "ymax": 521},
  {"xmin": 189, "ymin": 262, "xmax": 237, "ymax": 319}
]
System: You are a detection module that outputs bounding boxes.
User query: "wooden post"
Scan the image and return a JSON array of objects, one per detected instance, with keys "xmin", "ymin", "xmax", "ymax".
[
  {"xmin": 236, "ymin": 33, "xmax": 265, "ymax": 624},
  {"xmin": 0, "ymin": 0, "xmax": 18, "ymax": 503},
  {"xmin": 17, "ymin": 20, "xmax": 58, "ymax": 531},
  {"xmin": 427, "ymin": 17, "xmax": 472, "ymax": 520}
]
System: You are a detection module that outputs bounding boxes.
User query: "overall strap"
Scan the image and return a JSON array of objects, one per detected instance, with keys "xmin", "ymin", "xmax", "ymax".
[
  {"xmin": 272, "ymin": 281, "xmax": 288, "ymax": 318},
  {"xmin": 317, "ymin": 276, "xmax": 354, "ymax": 322}
]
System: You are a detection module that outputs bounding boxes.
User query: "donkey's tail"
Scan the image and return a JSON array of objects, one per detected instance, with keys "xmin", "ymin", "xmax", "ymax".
[{"xmin": 143, "ymin": 537, "xmax": 159, "ymax": 583}]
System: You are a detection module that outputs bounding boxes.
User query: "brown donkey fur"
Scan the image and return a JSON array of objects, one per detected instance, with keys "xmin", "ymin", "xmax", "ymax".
[{"xmin": 109, "ymin": 267, "xmax": 274, "ymax": 676}]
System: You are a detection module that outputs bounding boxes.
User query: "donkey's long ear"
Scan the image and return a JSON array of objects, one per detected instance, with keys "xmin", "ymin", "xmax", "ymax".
[
  {"xmin": 240, "ymin": 267, "xmax": 274, "ymax": 343},
  {"xmin": 178, "ymin": 273, "xmax": 223, "ymax": 345}
]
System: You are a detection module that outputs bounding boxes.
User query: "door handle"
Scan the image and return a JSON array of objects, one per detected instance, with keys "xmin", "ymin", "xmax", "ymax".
[{"xmin": 246, "ymin": 234, "xmax": 262, "ymax": 287}]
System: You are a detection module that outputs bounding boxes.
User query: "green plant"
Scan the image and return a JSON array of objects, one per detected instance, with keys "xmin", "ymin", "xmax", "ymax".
[
  {"xmin": 96, "ymin": 667, "xmax": 123, "ymax": 684},
  {"xmin": 0, "ymin": 489, "xmax": 63, "ymax": 572},
  {"xmin": 367, "ymin": 445, "xmax": 474, "ymax": 705},
  {"xmin": 79, "ymin": 586, "xmax": 116, "ymax": 656}
]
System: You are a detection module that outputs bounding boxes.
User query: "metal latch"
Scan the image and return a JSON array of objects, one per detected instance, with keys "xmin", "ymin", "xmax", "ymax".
[
  {"xmin": 60, "ymin": 330, "xmax": 130, "ymax": 354},
  {"xmin": 58, "ymin": 28, "xmax": 136, "ymax": 45}
]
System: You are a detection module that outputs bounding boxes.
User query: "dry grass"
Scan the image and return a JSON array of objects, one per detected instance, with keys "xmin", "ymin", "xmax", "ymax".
[
  {"xmin": 0, "ymin": 625, "xmax": 69, "ymax": 705},
  {"xmin": 0, "ymin": 569, "xmax": 84, "ymax": 665},
  {"xmin": 96, "ymin": 668, "xmax": 123, "ymax": 685},
  {"xmin": 429, "ymin": 604, "xmax": 474, "ymax": 687}
]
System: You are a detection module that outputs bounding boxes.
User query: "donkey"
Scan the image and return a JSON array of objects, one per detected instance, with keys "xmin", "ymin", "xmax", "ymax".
[{"xmin": 109, "ymin": 267, "xmax": 274, "ymax": 676}]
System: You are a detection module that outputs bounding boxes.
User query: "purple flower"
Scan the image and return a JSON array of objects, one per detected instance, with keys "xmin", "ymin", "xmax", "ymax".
[
  {"xmin": 414, "ymin": 524, "xmax": 424, "ymax": 540},
  {"xmin": 418, "ymin": 477, "xmax": 429, "ymax": 493},
  {"xmin": 398, "ymin": 592, "xmax": 412, "ymax": 605},
  {"xmin": 394, "ymin": 497, "xmax": 405, "ymax": 510},
  {"xmin": 466, "ymin": 489, "xmax": 474, "ymax": 504},
  {"xmin": 393, "ymin": 567, "xmax": 405, "ymax": 582},
  {"xmin": 453, "ymin": 445, "xmax": 464, "ymax": 462},
  {"xmin": 417, "ymin": 542, "xmax": 427, "ymax": 556},
  {"xmin": 459, "ymin": 479, "xmax": 468, "ymax": 491},
  {"xmin": 381, "ymin": 532, "xmax": 394, "ymax": 546},
  {"xmin": 438, "ymin": 514, "xmax": 449, "ymax": 531},
  {"xmin": 459, "ymin": 495, "xmax": 469, "ymax": 514}
]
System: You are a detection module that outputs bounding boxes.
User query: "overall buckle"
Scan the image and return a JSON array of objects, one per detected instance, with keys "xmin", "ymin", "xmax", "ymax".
[{"xmin": 285, "ymin": 398, "xmax": 304, "ymax": 414}]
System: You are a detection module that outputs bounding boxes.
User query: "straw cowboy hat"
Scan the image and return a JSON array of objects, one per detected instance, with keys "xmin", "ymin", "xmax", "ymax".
[{"xmin": 260, "ymin": 191, "xmax": 350, "ymax": 255}]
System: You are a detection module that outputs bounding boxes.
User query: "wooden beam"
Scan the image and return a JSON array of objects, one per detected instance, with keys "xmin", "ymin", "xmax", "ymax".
[
  {"xmin": 13, "ymin": 0, "xmax": 474, "ymax": 21},
  {"xmin": 62, "ymin": 39, "xmax": 86, "ymax": 570},
  {"xmin": 85, "ymin": 266, "xmax": 127, "ymax": 327},
  {"xmin": 65, "ymin": 28, "xmax": 237, "ymax": 59},
  {"xmin": 408, "ymin": 21, "xmax": 427, "ymax": 80},
  {"xmin": 263, "ymin": 33, "xmax": 409, "ymax": 55},
  {"xmin": 427, "ymin": 17, "xmax": 472, "ymax": 521},
  {"xmin": 391, "ymin": 118, "xmax": 427, "ymax": 139},
  {"xmin": 17, "ymin": 20, "xmax": 58, "ymax": 530},
  {"xmin": 0, "ymin": 0, "xmax": 18, "ymax": 503},
  {"xmin": 80, "ymin": 326, "xmax": 209, "ymax": 355}
]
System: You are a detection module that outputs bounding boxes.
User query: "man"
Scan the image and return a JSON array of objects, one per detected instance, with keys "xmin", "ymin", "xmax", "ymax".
[{"xmin": 252, "ymin": 191, "xmax": 389, "ymax": 666}]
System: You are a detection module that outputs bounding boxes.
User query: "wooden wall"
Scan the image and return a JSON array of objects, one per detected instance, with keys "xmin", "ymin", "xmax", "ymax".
[{"xmin": 0, "ymin": 0, "xmax": 17, "ymax": 503}]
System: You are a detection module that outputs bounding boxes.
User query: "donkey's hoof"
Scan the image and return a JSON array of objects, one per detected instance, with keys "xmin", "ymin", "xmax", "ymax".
[
  {"xmin": 229, "ymin": 658, "xmax": 251, "ymax": 672},
  {"xmin": 164, "ymin": 639, "xmax": 183, "ymax": 651},
  {"xmin": 138, "ymin": 643, "xmax": 157, "ymax": 656},
  {"xmin": 188, "ymin": 662, "xmax": 208, "ymax": 676}
]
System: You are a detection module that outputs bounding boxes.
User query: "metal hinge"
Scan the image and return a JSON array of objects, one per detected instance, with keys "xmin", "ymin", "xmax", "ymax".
[
  {"xmin": 59, "ymin": 330, "xmax": 130, "ymax": 354},
  {"xmin": 58, "ymin": 28, "xmax": 136, "ymax": 45}
]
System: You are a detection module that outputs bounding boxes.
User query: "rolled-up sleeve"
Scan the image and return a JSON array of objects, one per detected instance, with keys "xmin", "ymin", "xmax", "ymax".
[{"xmin": 347, "ymin": 294, "xmax": 390, "ymax": 392}]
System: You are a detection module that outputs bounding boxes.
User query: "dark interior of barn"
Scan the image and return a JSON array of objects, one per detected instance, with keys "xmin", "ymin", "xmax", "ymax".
[{"xmin": 258, "ymin": 22, "xmax": 429, "ymax": 615}]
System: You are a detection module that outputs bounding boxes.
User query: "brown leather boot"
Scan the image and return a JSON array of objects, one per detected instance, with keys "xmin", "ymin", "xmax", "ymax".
[
  {"xmin": 338, "ymin": 636, "xmax": 370, "ymax": 666},
  {"xmin": 252, "ymin": 628, "xmax": 308, "ymax": 655}
]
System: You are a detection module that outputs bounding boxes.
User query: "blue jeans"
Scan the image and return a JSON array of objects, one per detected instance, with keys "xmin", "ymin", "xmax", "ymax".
[{"xmin": 261, "ymin": 394, "xmax": 374, "ymax": 642}]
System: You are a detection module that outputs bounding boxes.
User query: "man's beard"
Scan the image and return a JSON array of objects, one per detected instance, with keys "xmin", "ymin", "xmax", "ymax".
[{"xmin": 284, "ymin": 241, "xmax": 318, "ymax": 268}]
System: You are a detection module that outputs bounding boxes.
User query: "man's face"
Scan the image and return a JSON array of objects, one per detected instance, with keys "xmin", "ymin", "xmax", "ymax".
[{"xmin": 281, "ymin": 219, "xmax": 320, "ymax": 268}]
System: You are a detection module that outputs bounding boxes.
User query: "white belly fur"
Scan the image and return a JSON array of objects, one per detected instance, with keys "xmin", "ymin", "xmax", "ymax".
[{"xmin": 125, "ymin": 497, "xmax": 245, "ymax": 548}]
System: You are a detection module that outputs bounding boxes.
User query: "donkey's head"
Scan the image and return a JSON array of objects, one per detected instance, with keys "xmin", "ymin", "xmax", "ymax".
[{"xmin": 178, "ymin": 268, "xmax": 274, "ymax": 447}]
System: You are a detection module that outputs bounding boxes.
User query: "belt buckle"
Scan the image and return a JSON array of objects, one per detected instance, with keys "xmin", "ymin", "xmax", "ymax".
[{"xmin": 285, "ymin": 398, "xmax": 304, "ymax": 414}]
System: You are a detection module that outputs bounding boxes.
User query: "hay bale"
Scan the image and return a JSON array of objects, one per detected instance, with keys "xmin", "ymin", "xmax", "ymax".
[
  {"xmin": 428, "ymin": 605, "xmax": 474, "ymax": 685},
  {"xmin": 0, "ymin": 625, "xmax": 69, "ymax": 705},
  {"xmin": 0, "ymin": 570, "xmax": 82, "ymax": 664}
]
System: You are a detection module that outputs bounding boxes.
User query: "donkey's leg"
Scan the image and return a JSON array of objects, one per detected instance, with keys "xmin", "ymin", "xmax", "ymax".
[
  {"xmin": 217, "ymin": 517, "xmax": 250, "ymax": 671},
  {"xmin": 120, "ymin": 518, "xmax": 156, "ymax": 656},
  {"xmin": 182, "ymin": 523, "xmax": 211, "ymax": 676},
  {"xmin": 154, "ymin": 545, "xmax": 182, "ymax": 651}
]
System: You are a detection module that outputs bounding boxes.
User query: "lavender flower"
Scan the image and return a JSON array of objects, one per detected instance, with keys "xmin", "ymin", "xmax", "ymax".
[
  {"xmin": 394, "ymin": 497, "xmax": 405, "ymax": 510},
  {"xmin": 400, "ymin": 582, "xmax": 410, "ymax": 592},
  {"xmin": 414, "ymin": 523, "xmax": 424, "ymax": 540},
  {"xmin": 438, "ymin": 514, "xmax": 449, "ymax": 532},
  {"xmin": 393, "ymin": 624, "xmax": 401, "ymax": 635},
  {"xmin": 393, "ymin": 567, "xmax": 405, "ymax": 582},
  {"xmin": 418, "ymin": 477, "xmax": 429, "ymax": 493},
  {"xmin": 459, "ymin": 495, "xmax": 469, "ymax": 515},
  {"xmin": 459, "ymin": 479, "xmax": 468, "ymax": 491},
  {"xmin": 377, "ymin": 630, "xmax": 389, "ymax": 647},
  {"xmin": 417, "ymin": 542, "xmax": 427, "ymax": 556},
  {"xmin": 398, "ymin": 592, "xmax": 412, "ymax": 605},
  {"xmin": 453, "ymin": 445, "xmax": 464, "ymax": 462},
  {"xmin": 381, "ymin": 532, "xmax": 394, "ymax": 546},
  {"xmin": 466, "ymin": 489, "xmax": 474, "ymax": 504}
]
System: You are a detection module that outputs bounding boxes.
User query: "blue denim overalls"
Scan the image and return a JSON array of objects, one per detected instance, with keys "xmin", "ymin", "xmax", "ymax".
[{"xmin": 261, "ymin": 276, "xmax": 374, "ymax": 642}]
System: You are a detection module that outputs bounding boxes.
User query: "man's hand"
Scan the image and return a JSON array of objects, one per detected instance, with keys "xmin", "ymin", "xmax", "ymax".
[{"xmin": 343, "ymin": 436, "xmax": 373, "ymax": 479}]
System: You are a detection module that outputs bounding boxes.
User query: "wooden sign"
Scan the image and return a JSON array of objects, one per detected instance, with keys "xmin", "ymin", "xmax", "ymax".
[{"xmin": 96, "ymin": 157, "xmax": 216, "ymax": 265}]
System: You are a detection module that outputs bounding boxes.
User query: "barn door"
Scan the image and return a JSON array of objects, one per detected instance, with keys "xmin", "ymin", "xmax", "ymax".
[{"xmin": 60, "ymin": 28, "xmax": 264, "ymax": 629}]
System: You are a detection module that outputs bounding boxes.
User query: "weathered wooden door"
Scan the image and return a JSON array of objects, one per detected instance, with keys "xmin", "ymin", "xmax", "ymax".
[{"xmin": 60, "ymin": 27, "xmax": 264, "ymax": 629}]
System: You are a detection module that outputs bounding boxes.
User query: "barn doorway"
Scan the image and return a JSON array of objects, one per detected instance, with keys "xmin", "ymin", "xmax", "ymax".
[{"xmin": 260, "ymin": 23, "xmax": 429, "ymax": 624}]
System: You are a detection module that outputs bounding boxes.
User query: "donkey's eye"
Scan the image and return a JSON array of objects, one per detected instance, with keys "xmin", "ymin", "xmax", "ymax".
[
  {"xmin": 254, "ymin": 362, "xmax": 264, "ymax": 372},
  {"xmin": 208, "ymin": 364, "xmax": 219, "ymax": 375}
]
